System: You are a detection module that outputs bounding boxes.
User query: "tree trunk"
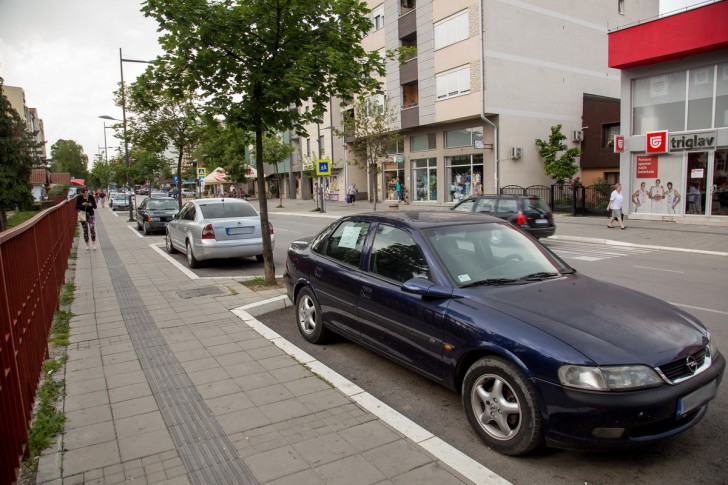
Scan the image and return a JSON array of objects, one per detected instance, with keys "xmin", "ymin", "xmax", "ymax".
[
  {"xmin": 255, "ymin": 122, "xmax": 276, "ymax": 285},
  {"xmin": 0, "ymin": 209, "xmax": 7, "ymax": 232},
  {"xmin": 371, "ymin": 164, "xmax": 378, "ymax": 212}
]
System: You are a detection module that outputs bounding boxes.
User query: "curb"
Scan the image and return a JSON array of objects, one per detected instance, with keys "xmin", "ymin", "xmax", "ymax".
[{"xmin": 547, "ymin": 235, "xmax": 728, "ymax": 257}]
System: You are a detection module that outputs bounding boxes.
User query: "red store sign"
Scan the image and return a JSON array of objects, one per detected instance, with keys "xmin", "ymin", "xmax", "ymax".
[
  {"xmin": 646, "ymin": 130, "xmax": 669, "ymax": 154},
  {"xmin": 636, "ymin": 156, "xmax": 658, "ymax": 177}
]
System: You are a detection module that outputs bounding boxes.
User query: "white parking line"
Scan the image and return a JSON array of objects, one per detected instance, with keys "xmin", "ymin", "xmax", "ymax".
[
  {"xmin": 127, "ymin": 225, "xmax": 144, "ymax": 238},
  {"xmin": 149, "ymin": 243, "xmax": 199, "ymax": 279},
  {"xmin": 669, "ymin": 302, "xmax": 728, "ymax": 316},
  {"xmin": 633, "ymin": 265, "xmax": 685, "ymax": 274},
  {"xmin": 231, "ymin": 299, "xmax": 511, "ymax": 485}
]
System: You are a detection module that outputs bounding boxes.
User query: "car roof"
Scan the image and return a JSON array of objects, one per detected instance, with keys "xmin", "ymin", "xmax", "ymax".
[{"xmin": 343, "ymin": 211, "xmax": 505, "ymax": 228}]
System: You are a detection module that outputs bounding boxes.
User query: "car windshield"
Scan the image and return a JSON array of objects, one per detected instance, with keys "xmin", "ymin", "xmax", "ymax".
[
  {"xmin": 146, "ymin": 200, "xmax": 177, "ymax": 210},
  {"xmin": 424, "ymin": 223, "xmax": 570, "ymax": 287},
  {"xmin": 113, "ymin": 194, "xmax": 126, "ymax": 200},
  {"xmin": 198, "ymin": 202, "xmax": 257, "ymax": 219}
]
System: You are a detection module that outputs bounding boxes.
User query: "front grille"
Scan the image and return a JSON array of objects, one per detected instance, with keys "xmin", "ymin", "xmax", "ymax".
[{"xmin": 658, "ymin": 348, "xmax": 707, "ymax": 383}]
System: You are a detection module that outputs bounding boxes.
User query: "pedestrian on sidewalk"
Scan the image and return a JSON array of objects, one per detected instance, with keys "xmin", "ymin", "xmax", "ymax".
[
  {"xmin": 348, "ymin": 183, "xmax": 358, "ymax": 205},
  {"xmin": 76, "ymin": 187, "xmax": 98, "ymax": 250},
  {"xmin": 99, "ymin": 189, "xmax": 106, "ymax": 208},
  {"xmin": 607, "ymin": 183, "xmax": 625, "ymax": 230}
]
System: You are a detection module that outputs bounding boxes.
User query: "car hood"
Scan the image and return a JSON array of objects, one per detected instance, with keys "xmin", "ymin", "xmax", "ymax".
[{"xmin": 462, "ymin": 274, "xmax": 707, "ymax": 366}]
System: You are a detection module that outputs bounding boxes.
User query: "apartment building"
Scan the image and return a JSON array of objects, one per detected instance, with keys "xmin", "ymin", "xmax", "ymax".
[{"xmin": 4, "ymin": 85, "xmax": 47, "ymax": 161}]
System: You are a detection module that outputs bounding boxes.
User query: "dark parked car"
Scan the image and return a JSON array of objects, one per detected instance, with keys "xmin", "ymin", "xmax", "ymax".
[
  {"xmin": 283, "ymin": 212, "xmax": 723, "ymax": 455},
  {"xmin": 451, "ymin": 194, "xmax": 555, "ymax": 239},
  {"xmin": 136, "ymin": 197, "xmax": 179, "ymax": 235}
]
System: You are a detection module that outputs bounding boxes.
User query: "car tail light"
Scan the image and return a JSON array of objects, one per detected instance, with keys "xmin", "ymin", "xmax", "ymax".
[
  {"xmin": 201, "ymin": 224, "xmax": 215, "ymax": 239},
  {"xmin": 147, "ymin": 217, "xmax": 153, "ymax": 222},
  {"xmin": 269, "ymin": 222, "xmax": 274, "ymax": 234},
  {"xmin": 516, "ymin": 213, "xmax": 528, "ymax": 225}
]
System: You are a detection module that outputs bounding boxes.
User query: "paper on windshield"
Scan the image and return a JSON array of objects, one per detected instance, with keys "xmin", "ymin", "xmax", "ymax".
[{"xmin": 339, "ymin": 226, "xmax": 361, "ymax": 249}]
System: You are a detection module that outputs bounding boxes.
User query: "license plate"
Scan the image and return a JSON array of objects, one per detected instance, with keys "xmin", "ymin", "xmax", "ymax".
[
  {"xmin": 535, "ymin": 218, "xmax": 548, "ymax": 224},
  {"xmin": 227, "ymin": 227, "xmax": 253, "ymax": 235},
  {"xmin": 676, "ymin": 380, "xmax": 718, "ymax": 418}
]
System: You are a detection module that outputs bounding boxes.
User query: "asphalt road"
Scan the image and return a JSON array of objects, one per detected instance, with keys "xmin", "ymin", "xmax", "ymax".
[{"xmin": 256, "ymin": 243, "xmax": 728, "ymax": 485}]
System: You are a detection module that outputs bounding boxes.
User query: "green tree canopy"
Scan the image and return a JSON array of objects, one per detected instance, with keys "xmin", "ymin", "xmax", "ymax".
[
  {"xmin": 50, "ymin": 139, "xmax": 88, "ymax": 179},
  {"xmin": 197, "ymin": 119, "xmax": 253, "ymax": 184},
  {"xmin": 0, "ymin": 78, "xmax": 36, "ymax": 230},
  {"xmin": 535, "ymin": 124, "xmax": 581, "ymax": 183},
  {"xmin": 251, "ymin": 133, "xmax": 295, "ymax": 206},
  {"xmin": 143, "ymin": 0, "xmax": 387, "ymax": 284}
]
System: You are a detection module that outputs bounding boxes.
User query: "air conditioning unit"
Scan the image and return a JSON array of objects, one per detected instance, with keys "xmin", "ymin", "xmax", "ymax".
[
  {"xmin": 510, "ymin": 147, "xmax": 522, "ymax": 159},
  {"xmin": 572, "ymin": 130, "xmax": 583, "ymax": 142}
]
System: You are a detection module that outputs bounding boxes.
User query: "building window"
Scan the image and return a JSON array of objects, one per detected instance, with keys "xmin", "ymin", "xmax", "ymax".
[
  {"xmin": 688, "ymin": 67, "xmax": 715, "ymax": 130},
  {"xmin": 618, "ymin": 0, "xmax": 624, "ymax": 15},
  {"xmin": 411, "ymin": 158, "xmax": 437, "ymax": 201},
  {"xmin": 371, "ymin": 4, "xmax": 384, "ymax": 32},
  {"xmin": 718, "ymin": 63, "xmax": 728, "ymax": 128},
  {"xmin": 632, "ymin": 71, "xmax": 686, "ymax": 134},
  {"xmin": 446, "ymin": 154, "xmax": 483, "ymax": 202},
  {"xmin": 602, "ymin": 123, "xmax": 620, "ymax": 148},
  {"xmin": 318, "ymin": 135, "xmax": 325, "ymax": 155},
  {"xmin": 444, "ymin": 127, "xmax": 483, "ymax": 148},
  {"xmin": 387, "ymin": 136, "xmax": 404, "ymax": 154},
  {"xmin": 306, "ymin": 138, "xmax": 310, "ymax": 156},
  {"xmin": 436, "ymin": 65, "xmax": 470, "ymax": 100},
  {"xmin": 410, "ymin": 133, "xmax": 436, "ymax": 152},
  {"xmin": 434, "ymin": 10, "xmax": 469, "ymax": 50}
]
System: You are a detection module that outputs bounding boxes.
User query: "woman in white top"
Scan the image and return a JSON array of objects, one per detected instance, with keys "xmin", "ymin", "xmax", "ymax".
[
  {"xmin": 632, "ymin": 182, "xmax": 648, "ymax": 213},
  {"xmin": 607, "ymin": 183, "xmax": 625, "ymax": 229}
]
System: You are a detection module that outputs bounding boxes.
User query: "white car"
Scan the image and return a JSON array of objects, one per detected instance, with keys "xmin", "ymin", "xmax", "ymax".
[
  {"xmin": 165, "ymin": 198, "xmax": 273, "ymax": 268},
  {"xmin": 111, "ymin": 193, "xmax": 131, "ymax": 211},
  {"xmin": 181, "ymin": 188, "xmax": 196, "ymax": 198}
]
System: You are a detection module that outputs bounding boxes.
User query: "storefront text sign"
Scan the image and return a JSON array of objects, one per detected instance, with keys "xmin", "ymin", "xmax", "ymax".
[
  {"xmin": 636, "ymin": 156, "xmax": 658, "ymax": 177},
  {"xmin": 646, "ymin": 131, "xmax": 669, "ymax": 154},
  {"xmin": 614, "ymin": 136, "xmax": 625, "ymax": 153},
  {"xmin": 670, "ymin": 131, "xmax": 716, "ymax": 151},
  {"xmin": 691, "ymin": 168, "xmax": 705, "ymax": 179}
]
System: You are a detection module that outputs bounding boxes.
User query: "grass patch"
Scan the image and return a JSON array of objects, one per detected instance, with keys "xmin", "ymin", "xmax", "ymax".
[
  {"xmin": 238, "ymin": 277, "xmax": 285, "ymax": 291},
  {"xmin": 49, "ymin": 311, "xmax": 72, "ymax": 347},
  {"xmin": 69, "ymin": 250, "xmax": 77, "ymax": 260},
  {"xmin": 27, "ymin": 376, "xmax": 65, "ymax": 459},
  {"xmin": 227, "ymin": 286, "xmax": 239, "ymax": 296},
  {"xmin": 59, "ymin": 283, "xmax": 75, "ymax": 306},
  {"xmin": 7, "ymin": 210, "xmax": 40, "ymax": 228}
]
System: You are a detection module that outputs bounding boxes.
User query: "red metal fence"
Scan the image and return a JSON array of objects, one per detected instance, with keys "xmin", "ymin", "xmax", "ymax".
[{"xmin": 0, "ymin": 200, "xmax": 76, "ymax": 484}]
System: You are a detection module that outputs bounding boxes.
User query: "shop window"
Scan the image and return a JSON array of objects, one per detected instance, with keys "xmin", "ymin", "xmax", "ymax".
[
  {"xmin": 445, "ymin": 127, "xmax": 483, "ymax": 148},
  {"xmin": 436, "ymin": 65, "xmax": 470, "ymax": 100},
  {"xmin": 412, "ymin": 157, "xmax": 438, "ymax": 201},
  {"xmin": 446, "ymin": 154, "xmax": 484, "ymax": 202},
  {"xmin": 410, "ymin": 133, "xmax": 436, "ymax": 152},
  {"xmin": 434, "ymin": 10, "xmax": 469, "ymax": 50}
]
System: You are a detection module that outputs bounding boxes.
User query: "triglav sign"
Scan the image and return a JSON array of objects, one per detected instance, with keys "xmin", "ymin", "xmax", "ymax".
[{"xmin": 670, "ymin": 131, "xmax": 716, "ymax": 151}]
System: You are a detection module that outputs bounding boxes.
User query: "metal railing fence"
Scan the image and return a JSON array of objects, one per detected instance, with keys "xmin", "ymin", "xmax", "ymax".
[{"xmin": 0, "ymin": 200, "xmax": 76, "ymax": 484}]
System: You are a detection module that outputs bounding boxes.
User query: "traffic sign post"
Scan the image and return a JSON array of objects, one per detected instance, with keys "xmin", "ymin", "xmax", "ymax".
[
  {"xmin": 197, "ymin": 168, "xmax": 207, "ymax": 178},
  {"xmin": 315, "ymin": 159, "xmax": 331, "ymax": 212}
]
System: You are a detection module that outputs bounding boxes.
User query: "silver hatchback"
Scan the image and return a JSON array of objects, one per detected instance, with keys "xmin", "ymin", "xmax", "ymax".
[{"xmin": 165, "ymin": 198, "xmax": 273, "ymax": 268}]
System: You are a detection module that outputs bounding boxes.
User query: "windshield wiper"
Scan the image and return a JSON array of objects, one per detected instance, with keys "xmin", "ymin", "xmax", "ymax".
[
  {"xmin": 461, "ymin": 278, "xmax": 524, "ymax": 288},
  {"xmin": 518, "ymin": 272, "xmax": 560, "ymax": 281}
]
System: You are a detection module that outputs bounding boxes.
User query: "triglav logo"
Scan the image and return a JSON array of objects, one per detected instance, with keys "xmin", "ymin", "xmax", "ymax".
[{"xmin": 646, "ymin": 131, "xmax": 668, "ymax": 154}]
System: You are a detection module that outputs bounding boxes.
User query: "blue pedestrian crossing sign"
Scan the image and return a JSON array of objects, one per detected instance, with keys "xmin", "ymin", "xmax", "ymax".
[
  {"xmin": 316, "ymin": 159, "xmax": 331, "ymax": 176},
  {"xmin": 197, "ymin": 168, "xmax": 207, "ymax": 178},
  {"xmin": 174, "ymin": 175, "xmax": 179, "ymax": 183}
]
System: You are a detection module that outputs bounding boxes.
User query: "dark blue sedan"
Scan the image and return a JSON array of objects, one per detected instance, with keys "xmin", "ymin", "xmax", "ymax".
[{"xmin": 283, "ymin": 212, "xmax": 724, "ymax": 455}]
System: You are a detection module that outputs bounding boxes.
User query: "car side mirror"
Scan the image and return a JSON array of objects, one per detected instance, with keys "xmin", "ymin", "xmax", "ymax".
[
  {"xmin": 173, "ymin": 214, "xmax": 179, "ymax": 220},
  {"xmin": 401, "ymin": 278, "xmax": 453, "ymax": 299}
]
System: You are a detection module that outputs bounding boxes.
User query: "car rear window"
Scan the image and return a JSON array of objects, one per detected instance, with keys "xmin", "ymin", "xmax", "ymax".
[
  {"xmin": 198, "ymin": 202, "xmax": 257, "ymax": 219},
  {"xmin": 525, "ymin": 197, "xmax": 551, "ymax": 213},
  {"xmin": 147, "ymin": 200, "xmax": 178, "ymax": 210}
]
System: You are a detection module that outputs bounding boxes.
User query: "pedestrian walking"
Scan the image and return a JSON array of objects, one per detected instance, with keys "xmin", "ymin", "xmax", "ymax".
[
  {"xmin": 99, "ymin": 189, "xmax": 106, "ymax": 207},
  {"xmin": 607, "ymin": 183, "xmax": 626, "ymax": 230},
  {"xmin": 348, "ymin": 183, "xmax": 358, "ymax": 205},
  {"xmin": 76, "ymin": 187, "xmax": 98, "ymax": 250},
  {"xmin": 396, "ymin": 178, "xmax": 402, "ymax": 201}
]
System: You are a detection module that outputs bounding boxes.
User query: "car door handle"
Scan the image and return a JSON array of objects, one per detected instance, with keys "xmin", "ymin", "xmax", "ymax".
[
  {"xmin": 314, "ymin": 267, "xmax": 323, "ymax": 278},
  {"xmin": 360, "ymin": 286, "xmax": 372, "ymax": 299}
]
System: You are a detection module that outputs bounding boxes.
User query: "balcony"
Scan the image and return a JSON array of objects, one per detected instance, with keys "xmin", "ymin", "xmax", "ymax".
[
  {"xmin": 399, "ymin": 57, "xmax": 418, "ymax": 85},
  {"xmin": 401, "ymin": 106, "xmax": 419, "ymax": 129},
  {"xmin": 399, "ymin": 8, "xmax": 417, "ymax": 40}
]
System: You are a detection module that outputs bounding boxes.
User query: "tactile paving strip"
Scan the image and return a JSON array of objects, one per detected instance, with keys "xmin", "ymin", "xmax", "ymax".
[{"xmin": 96, "ymin": 221, "xmax": 257, "ymax": 485}]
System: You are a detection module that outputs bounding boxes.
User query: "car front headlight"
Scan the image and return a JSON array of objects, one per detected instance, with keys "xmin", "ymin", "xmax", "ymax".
[{"xmin": 558, "ymin": 364, "xmax": 664, "ymax": 391}]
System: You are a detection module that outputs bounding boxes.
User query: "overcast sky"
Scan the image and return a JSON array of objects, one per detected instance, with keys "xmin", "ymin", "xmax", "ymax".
[{"xmin": 0, "ymin": 0, "xmax": 708, "ymax": 170}]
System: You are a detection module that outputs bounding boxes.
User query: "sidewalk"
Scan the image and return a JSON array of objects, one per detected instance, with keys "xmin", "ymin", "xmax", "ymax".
[{"xmin": 37, "ymin": 206, "xmax": 490, "ymax": 484}]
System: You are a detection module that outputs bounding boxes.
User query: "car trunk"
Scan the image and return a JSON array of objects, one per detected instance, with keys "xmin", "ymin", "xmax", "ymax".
[{"xmin": 206, "ymin": 217, "xmax": 261, "ymax": 241}]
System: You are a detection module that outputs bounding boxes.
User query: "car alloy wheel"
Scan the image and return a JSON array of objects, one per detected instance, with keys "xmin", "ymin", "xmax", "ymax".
[
  {"xmin": 295, "ymin": 287, "xmax": 330, "ymax": 344},
  {"xmin": 186, "ymin": 241, "xmax": 200, "ymax": 268},
  {"xmin": 462, "ymin": 357, "xmax": 543, "ymax": 455},
  {"xmin": 166, "ymin": 232, "xmax": 177, "ymax": 254}
]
